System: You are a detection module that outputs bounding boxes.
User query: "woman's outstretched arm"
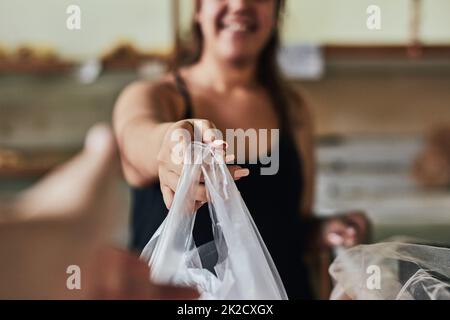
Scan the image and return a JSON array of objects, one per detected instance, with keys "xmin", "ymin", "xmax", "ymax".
[{"xmin": 113, "ymin": 81, "xmax": 179, "ymax": 187}]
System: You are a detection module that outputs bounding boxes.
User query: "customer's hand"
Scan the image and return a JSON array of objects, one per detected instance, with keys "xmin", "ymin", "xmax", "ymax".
[
  {"xmin": 0, "ymin": 124, "xmax": 198, "ymax": 299},
  {"xmin": 13, "ymin": 124, "xmax": 121, "ymax": 229}
]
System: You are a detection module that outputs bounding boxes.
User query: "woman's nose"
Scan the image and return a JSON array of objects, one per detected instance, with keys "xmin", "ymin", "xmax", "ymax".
[{"xmin": 227, "ymin": 0, "xmax": 252, "ymax": 11}]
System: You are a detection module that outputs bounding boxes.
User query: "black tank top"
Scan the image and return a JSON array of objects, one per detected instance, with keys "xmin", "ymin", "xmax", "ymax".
[{"xmin": 130, "ymin": 73, "xmax": 314, "ymax": 299}]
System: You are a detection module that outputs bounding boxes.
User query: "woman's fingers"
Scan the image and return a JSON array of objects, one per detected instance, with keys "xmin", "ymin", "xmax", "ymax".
[
  {"xmin": 158, "ymin": 140, "xmax": 187, "ymax": 175},
  {"xmin": 161, "ymin": 184, "xmax": 205, "ymax": 212},
  {"xmin": 160, "ymin": 169, "xmax": 177, "ymax": 209},
  {"xmin": 225, "ymin": 154, "xmax": 236, "ymax": 164},
  {"xmin": 190, "ymin": 119, "xmax": 218, "ymax": 144},
  {"xmin": 228, "ymin": 166, "xmax": 250, "ymax": 181},
  {"xmin": 162, "ymin": 163, "xmax": 249, "ymax": 211},
  {"xmin": 161, "ymin": 169, "xmax": 208, "ymax": 205},
  {"xmin": 162, "ymin": 158, "xmax": 184, "ymax": 175},
  {"xmin": 160, "ymin": 118, "xmax": 249, "ymax": 212},
  {"xmin": 161, "ymin": 185, "xmax": 174, "ymax": 210},
  {"xmin": 162, "ymin": 166, "xmax": 247, "ymax": 212},
  {"xmin": 160, "ymin": 120, "xmax": 194, "ymax": 172}
]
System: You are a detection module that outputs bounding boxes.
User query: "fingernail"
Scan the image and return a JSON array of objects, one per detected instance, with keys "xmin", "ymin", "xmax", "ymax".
[
  {"xmin": 234, "ymin": 169, "xmax": 250, "ymax": 179},
  {"xmin": 213, "ymin": 140, "xmax": 228, "ymax": 149}
]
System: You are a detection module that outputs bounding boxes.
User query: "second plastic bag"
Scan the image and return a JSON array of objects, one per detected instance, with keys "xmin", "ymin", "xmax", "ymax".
[
  {"xmin": 329, "ymin": 239, "xmax": 450, "ymax": 300},
  {"xmin": 140, "ymin": 142, "xmax": 287, "ymax": 300}
]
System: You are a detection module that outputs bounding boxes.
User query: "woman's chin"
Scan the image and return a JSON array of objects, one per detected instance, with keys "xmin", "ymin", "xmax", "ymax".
[{"xmin": 218, "ymin": 50, "xmax": 256, "ymax": 66}]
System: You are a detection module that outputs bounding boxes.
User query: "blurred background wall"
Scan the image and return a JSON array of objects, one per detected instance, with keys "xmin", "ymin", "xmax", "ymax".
[
  {"xmin": 1, "ymin": 0, "xmax": 449, "ymax": 244},
  {"xmin": 0, "ymin": 0, "xmax": 173, "ymax": 59},
  {"xmin": 1, "ymin": 0, "xmax": 450, "ymax": 145}
]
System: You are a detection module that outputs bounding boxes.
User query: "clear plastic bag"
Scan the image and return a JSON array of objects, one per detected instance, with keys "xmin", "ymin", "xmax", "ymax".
[
  {"xmin": 329, "ymin": 240, "xmax": 450, "ymax": 300},
  {"xmin": 140, "ymin": 142, "xmax": 287, "ymax": 300}
]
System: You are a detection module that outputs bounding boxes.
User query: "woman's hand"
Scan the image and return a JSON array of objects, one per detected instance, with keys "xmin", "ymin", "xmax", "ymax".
[
  {"xmin": 321, "ymin": 211, "xmax": 371, "ymax": 248},
  {"xmin": 157, "ymin": 119, "xmax": 250, "ymax": 210}
]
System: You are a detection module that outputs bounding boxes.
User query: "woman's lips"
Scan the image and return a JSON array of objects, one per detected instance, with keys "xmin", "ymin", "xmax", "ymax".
[
  {"xmin": 225, "ymin": 22, "xmax": 251, "ymax": 32},
  {"xmin": 218, "ymin": 18, "xmax": 257, "ymax": 34}
]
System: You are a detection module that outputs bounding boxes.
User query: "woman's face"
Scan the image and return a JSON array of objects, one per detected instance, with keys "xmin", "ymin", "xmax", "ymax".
[{"xmin": 196, "ymin": 0, "xmax": 278, "ymax": 64}]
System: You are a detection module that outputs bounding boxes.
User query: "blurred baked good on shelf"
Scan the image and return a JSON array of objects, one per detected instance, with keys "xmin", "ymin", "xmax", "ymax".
[
  {"xmin": 0, "ymin": 46, "xmax": 73, "ymax": 73},
  {"xmin": 0, "ymin": 148, "xmax": 73, "ymax": 178},
  {"xmin": 101, "ymin": 42, "xmax": 168, "ymax": 70}
]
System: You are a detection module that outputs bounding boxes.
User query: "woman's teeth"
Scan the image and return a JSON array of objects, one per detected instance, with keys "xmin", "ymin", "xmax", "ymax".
[
  {"xmin": 221, "ymin": 19, "xmax": 254, "ymax": 33},
  {"xmin": 227, "ymin": 23, "xmax": 249, "ymax": 32}
]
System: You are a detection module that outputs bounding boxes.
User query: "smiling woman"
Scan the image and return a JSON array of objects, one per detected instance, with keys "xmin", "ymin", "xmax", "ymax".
[{"xmin": 114, "ymin": 0, "xmax": 368, "ymax": 300}]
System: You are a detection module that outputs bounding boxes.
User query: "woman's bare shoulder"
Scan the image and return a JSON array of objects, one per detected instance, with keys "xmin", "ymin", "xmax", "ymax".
[
  {"xmin": 115, "ymin": 74, "xmax": 186, "ymax": 121},
  {"xmin": 119, "ymin": 74, "xmax": 181, "ymax": 106}
]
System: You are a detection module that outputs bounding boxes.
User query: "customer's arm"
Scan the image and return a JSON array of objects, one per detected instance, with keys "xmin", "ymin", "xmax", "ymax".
[{"xmin": 0, "ymin": 125, "xmax": 198, "ymax": 299}]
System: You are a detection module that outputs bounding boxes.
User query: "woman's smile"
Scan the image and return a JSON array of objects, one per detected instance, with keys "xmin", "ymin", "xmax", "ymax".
[{"xmin": 218, "ymin": 16, "xmax": 258, "ymax": 35}]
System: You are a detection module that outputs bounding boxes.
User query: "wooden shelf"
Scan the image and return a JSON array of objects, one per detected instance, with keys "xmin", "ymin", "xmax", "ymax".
[
  {"xmin": 324, "ymin": 45, "xmax": 450, "ymax": 60},
  {"xmin": 0, "ymin": 61, "xmax": 74, "ymax": 74},
  {"xmin": 0, "ymin": 43, "xmax": 171, "ymax": 74},
  {"xmin": 0, "ymin": 148, "xmax": 75, "ymax": 178}
]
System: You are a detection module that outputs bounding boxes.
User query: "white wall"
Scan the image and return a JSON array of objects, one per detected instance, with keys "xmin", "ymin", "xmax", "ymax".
[
  {"xmin": 422, "ymin": 0, "xmax": 450, "ymax": 44},
  {"xmin": 0, "ymin": 0, "xmax": 173, "ymax": 60},
  {"xmin": 283, "ymin": 0, "xmax": 410, "ymax": 45},
  {"xmin": 0, "ymin": 0, "xmax": 449, "ymax": 61}
]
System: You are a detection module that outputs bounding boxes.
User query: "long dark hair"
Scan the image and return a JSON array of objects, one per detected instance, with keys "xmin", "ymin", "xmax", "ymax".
[{"xmin": 175, "ymin": 0, "xmax": 303, "ymax": 132}]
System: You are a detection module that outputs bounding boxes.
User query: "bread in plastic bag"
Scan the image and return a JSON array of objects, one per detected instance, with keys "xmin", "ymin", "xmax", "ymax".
[
  {"xmin": 329, "ymin": 240, "xmax": 450, "ymax": 300},
  {"xmin": 140, "ymin": 142, "xmax": 288, "ymax": 300}
]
